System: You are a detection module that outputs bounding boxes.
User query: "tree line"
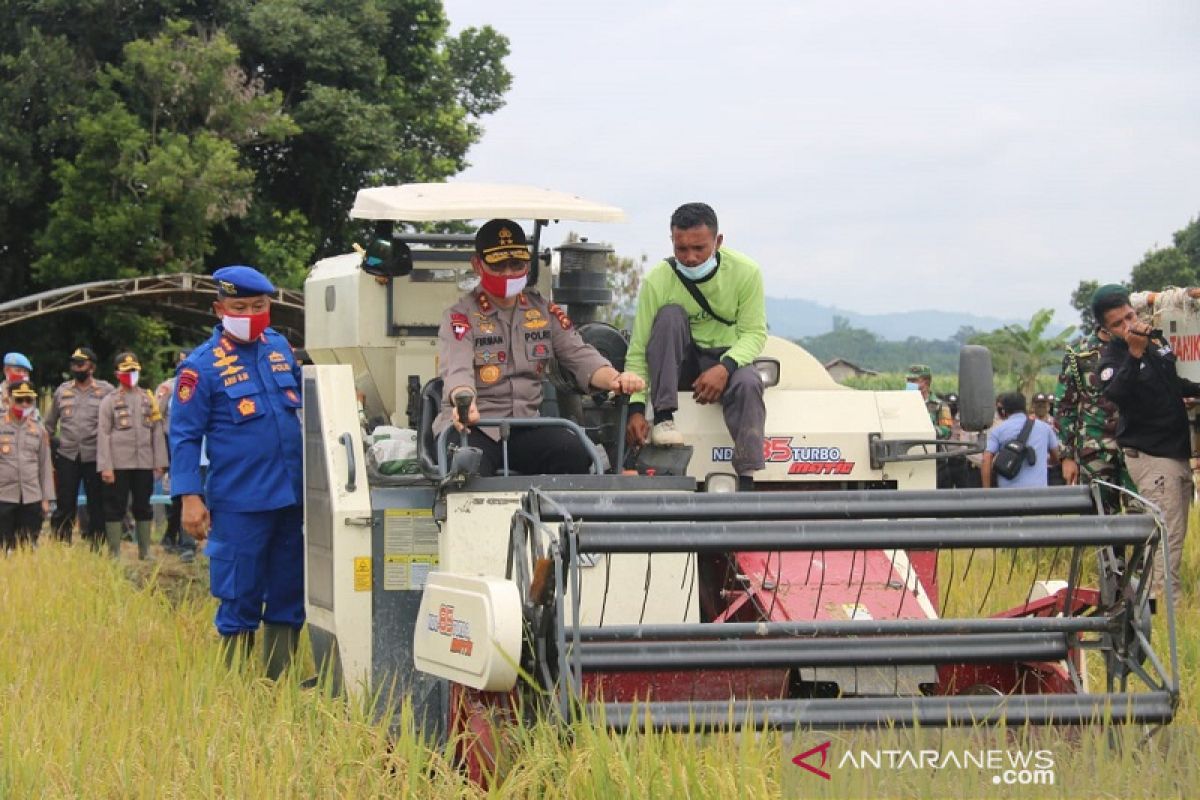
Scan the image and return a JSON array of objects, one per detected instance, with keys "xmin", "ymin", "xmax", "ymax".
[{"xmin": 1, "ymin": 0, "xmax": 511, "ymax": 385}]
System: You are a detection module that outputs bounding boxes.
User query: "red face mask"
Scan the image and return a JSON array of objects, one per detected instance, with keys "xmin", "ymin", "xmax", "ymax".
[
  {"xmin": 117, "ymin": 370, "xmax": 139, "ymax": 388},
  {"xmin": 478, "ymin": 268, "xmax": 529, "ymax": 299},
  {"xmin": 222, "ymin": 310, "xmax": 271, "ymax": 342},
  {"xmin": 4, "ymin": 368, "xmax": 27, "ymax": 384}
]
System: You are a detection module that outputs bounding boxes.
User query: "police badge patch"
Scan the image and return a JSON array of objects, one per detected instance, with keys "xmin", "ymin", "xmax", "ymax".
[
  {"xmin": 450, "ymin": 313, "xmax": 471, "ymax": 341},
  {"xmin": 176, "ymin": 369, "xmax": 199, "ymax": 404}
]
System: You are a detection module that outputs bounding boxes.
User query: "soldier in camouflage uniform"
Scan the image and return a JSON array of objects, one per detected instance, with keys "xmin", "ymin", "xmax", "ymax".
[
  {"xmin": 907, "ymin": 365, "xmax": 953, "ymax": 487},
  {"xmin": 1054, "ymin": 331, "xmax": 1130, "ymax": 514}
]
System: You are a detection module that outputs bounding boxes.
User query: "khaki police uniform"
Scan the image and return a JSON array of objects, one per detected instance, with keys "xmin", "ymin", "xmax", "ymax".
[
  {"xmin": 435, "ymin": 288, "xmax": 611, "ymax": 475},
  {"xmin": 45, "ymin": 377, "xmax": 114, "ymax": 541},
  {"xmin": 97, "ymin": 386, "xmax": 167, "ymax": 525},
  {"xmin": 0, "ymin": 413, "xmax": 54, "ymax": 548}
]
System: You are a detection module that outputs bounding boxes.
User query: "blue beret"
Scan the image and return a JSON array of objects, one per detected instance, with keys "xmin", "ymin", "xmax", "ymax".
[
  {"xmin": 213, "ymin": 265, "xmax": 275, "ymax": 297},
  {"xmin": 3, "ymin": 352, "xmax": 32, "ymax": 370}
]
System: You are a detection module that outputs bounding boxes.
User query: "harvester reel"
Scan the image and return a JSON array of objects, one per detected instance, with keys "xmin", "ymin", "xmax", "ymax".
[{"xmin": 505, "ymin": 486, "xmax": 1179, "ymax": 732}]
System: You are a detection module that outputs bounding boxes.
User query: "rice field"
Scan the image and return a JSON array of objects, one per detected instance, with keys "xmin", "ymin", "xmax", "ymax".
[{"xmin": 1, "ymin": 518, "xmax": 1197, "ymax": 799}]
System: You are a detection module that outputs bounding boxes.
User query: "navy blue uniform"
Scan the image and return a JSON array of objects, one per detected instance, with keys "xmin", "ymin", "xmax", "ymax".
[{"xmin": 170, "ymin": 326, "xmax": 304, "ymax": 635}]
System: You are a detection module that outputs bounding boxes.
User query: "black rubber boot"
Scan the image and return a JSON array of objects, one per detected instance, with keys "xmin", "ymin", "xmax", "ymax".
[
  {"xmin": 221, "ymin": 631, "xmax": 255, "ymax": 669},
  {"xmin": 134, "ymin": 520, "xmax": 153, "ymax": 560},
  {"xmin": 104, "ymin": 522, "xmax": 123, "ymax": 558},
  {"xmin": 262, "ymin": 624, "xmax": 298, "ymax": 680}
]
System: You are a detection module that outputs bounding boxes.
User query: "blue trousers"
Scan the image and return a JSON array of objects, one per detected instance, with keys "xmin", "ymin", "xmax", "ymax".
[{"xmin": 206, "ymin": 505, "xmax": 304, "ymax": 636}]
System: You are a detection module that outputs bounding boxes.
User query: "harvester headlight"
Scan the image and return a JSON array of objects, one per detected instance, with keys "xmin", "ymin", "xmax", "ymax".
[
  {"xmin": 753, "ymin": 358, "xmax": 780, "ymax": 387},
  {"xmin": 704, "ymin": 473, "xmax": 738, "ymax": 493}
]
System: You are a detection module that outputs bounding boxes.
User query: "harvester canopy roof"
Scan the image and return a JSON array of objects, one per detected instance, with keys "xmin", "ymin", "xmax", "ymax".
[{"xmin": 349, "ymin": 183, "xmax": 627, "ymax": 223}]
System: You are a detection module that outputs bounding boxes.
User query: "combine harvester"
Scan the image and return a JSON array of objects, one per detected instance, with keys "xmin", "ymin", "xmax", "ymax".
[{"xmin": 302, "ymin": 184, "xmax": 1178, "ymax": 783}]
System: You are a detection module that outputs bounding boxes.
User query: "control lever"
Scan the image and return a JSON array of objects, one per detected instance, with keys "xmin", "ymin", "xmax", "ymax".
[
  {"xmin": 447, "ymin": 392, "xmax": 482, "ymax": 481},
  {"xmin": 499, "ymin": 421, "xmax": 511, "ymax": 477}
]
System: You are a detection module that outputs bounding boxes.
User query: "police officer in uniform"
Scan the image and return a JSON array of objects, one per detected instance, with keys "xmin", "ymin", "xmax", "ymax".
[
  {"xmin": 45, "ymin": 347, "xmax": 114, "ymax": 545},
  {"xmin": 97, "ymin": 351, "xmax": 167, "ymax": 559},
  {"xmin": 170, "ymin": 266, "xmax": 304, "ymax": 677},
  {"xmin": 436, "ymin": 219, "xmax": 644, "ymax": 475},
  {"xmin": 0, "ymin": 380, "xmax": 54, "ymax": 551},
  {"xmin": 0, "ymin": 353, "xmax": 35, "ymax": 418}
]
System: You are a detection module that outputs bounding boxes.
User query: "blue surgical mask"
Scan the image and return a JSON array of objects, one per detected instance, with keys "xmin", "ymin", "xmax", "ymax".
[
  {"xmin": 675, "ymin": 252, "xmax": 719, "ymax": 281},
  {"xmin": 905, "ymin": 381, "xmax": 920, "ymax": 391}
]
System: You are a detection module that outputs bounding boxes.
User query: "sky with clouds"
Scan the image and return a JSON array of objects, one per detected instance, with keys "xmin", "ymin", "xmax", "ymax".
[{"xmin": 443, "ymin": 1, "xmax": 1199, "ymax": 322}]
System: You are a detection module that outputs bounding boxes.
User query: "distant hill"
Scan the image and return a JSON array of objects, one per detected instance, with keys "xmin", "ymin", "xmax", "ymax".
[{"xmin": 766, "ymin": 296, "xmax": 1027, "ymax": 341}]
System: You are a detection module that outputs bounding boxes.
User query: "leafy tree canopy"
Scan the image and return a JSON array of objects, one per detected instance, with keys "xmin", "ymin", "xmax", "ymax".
[
  {"xmin": 1130, "ymin": 216, "xmax": 1200, "ymax": 292},
  {"xmin": 0, "ymin": 0, "xmax": 510, "ymax": 385}
]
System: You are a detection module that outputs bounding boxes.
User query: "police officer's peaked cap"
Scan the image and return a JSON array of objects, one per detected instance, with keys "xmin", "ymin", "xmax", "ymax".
[
  {"xmin": 906, "ymin": 364, "xmax": 932, "ymax": 380},
  {"xmin": 9, "ymin": 380, "xmax": 36, "ymax": 399},
  {"xmin": 114, "ymin": 351, "xmax": 141, "ymax": 373},
  {"xmin": 70, "ymin": 347, "xmax": 97, "ymax": 363},
  {"xmin": 3, "ymin": 352, "xmax": 32, "ymax": 370},
  {"xmin": 213, "ymin": 265, "xmax": 275, "ymax": 297},
  {"xmin": 475, "ymin": 219, "xmax": 532, "ymax": 265}
]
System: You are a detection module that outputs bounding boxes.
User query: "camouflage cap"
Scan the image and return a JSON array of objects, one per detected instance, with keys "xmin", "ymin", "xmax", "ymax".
[{"xmin": 906, "ymin": 364, "xmax": 932, "ymax": 380}]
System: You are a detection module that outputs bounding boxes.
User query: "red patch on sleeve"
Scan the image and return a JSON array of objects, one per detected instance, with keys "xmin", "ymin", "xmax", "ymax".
[
  {"xmin": 450, "ymin": 313, "xmax": 471, "ymax": 341},
  {"xmin": 176, "ymin": 368, "xmax": 199, "ymax": 403}
]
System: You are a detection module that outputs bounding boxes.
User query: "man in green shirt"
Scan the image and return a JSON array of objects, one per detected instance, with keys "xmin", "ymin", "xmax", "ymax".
[{"xmin": 625, "ymin": 203, "xmax": 768, "ymax": 485}]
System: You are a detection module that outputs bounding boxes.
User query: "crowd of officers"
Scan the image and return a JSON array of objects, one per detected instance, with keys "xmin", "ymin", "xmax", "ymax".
[{"xmin": 0, "ymin": 347, "xmax": 187, "ymax": 558}]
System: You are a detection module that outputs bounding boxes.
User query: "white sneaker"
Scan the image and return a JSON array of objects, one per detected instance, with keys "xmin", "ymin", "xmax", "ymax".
[{"xmin": 651, "ymin": 420, "xmax": 684, "ymax": 446}]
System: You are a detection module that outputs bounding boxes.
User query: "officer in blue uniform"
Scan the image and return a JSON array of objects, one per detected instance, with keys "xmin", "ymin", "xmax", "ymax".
[{"xmin": 170, "ymin": 265, "xmax": 304, "ymax": 677}]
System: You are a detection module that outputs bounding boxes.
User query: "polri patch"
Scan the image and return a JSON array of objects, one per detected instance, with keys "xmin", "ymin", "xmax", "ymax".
[{"xmin": 450, "ymin": 313, "xmax": 471, "ymax": 341}]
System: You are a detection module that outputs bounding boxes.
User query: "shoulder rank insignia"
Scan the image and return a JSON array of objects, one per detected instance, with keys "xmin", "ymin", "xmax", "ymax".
[
  {"xmin": 548, "ymin": 303, "xmax": 572, "ymax": 330},
  {"xmin": 268, "ymin": 351, "xmax": 286, "ymax": 363}
]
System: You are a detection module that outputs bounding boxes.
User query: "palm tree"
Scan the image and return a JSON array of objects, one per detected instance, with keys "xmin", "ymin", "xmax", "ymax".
[{"xmin": 972, "ymin": 309, "xmax": 1075, "ymax": 399}]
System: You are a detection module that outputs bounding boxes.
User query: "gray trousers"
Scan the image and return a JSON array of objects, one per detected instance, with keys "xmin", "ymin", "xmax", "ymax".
[
  {"xmin": 1124, "ymin": 449, "xmax": 1192, "ymax": 601},
  {"xmin": 646, "ymin": 305, "xmax": 766, "ymax": 474}
]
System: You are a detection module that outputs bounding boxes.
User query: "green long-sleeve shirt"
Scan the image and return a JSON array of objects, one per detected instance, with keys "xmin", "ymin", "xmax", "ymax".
[{"xmin": 625, "ymin": 247, "xmax": 768, "ymax": 406}]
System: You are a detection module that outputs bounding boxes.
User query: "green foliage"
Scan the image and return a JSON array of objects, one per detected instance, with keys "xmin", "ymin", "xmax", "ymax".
[
  {"xmin": 33, "ymin": 22, "xmax": 296, "ymax": 284},
  {"xmin": 797, "ymin": 320, "xmax": 966, "ymax": 374},
  {"xmin": 969, "ymin": 309, "xmax": 1074, "ymax": 399},
  {"xmin": 1070, "ymin": 279, "xmax": 1101, "ymax": 333},
  {"xmin": 843, "ymin": 371, "xmax": 1058, "ymax": 397},
  {"xmin": 1130, "ymin": 216, "xmax": 1200, "ymax": 291},
  {"xmin": 0, "ymin": 2, "xmax": 511, "ymax": 375},
  {"xmin": 603, "ymin": 252, "xmax": 645, "ymax": 330}
]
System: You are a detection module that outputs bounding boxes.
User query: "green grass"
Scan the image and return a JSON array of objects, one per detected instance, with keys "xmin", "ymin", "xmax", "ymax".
[{"xmin": 1, "ymin": 517, "xmax": 1197, "ymax": 799}]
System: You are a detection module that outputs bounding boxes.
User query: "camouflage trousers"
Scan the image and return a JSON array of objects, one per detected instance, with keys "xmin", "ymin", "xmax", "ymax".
[{"xmin": 1077, "ymin": 442, "xmax": 1135, "ymax": 515}]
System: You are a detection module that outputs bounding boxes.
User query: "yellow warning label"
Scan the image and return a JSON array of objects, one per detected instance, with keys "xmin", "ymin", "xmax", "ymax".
[
  {"xmin": 383, "ymin": 554, "xmax": 439, "ymax": 591},
  {"xmin": 353, "ymin": 557, "xmax": 372, "ymax": 592}
]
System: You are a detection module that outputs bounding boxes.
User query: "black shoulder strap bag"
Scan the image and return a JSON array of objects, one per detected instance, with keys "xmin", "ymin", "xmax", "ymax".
[
  {"xmin": 992, "ymin": 416, "xmax": 1037, "ymax": 480},
  {"xmin": 667, "ymin": 257, "xmax": 736, "ymax": 326}
]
